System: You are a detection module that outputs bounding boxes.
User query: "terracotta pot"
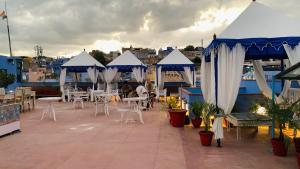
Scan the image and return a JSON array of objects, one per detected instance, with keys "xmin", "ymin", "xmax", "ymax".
[
  {"xmin": 168, "ymin": 109, "xmax": 187, "ymax": 128},
  {"xmin": 199, "ymin": 131, "xmax": 214, "ymax": 146},
  {"xmin": 296, "ymin": 153, "xmax": 300, "ymax": 169},
  {"xmin": 191, "ymin": 118, "xmax": 202, "ymax": 128},
  {"xmin": 271, "ymin": 138, "xmax": 288, "ymax": 156},
  {"xmin": 294, "ymin": 138, "xmax": 300, "ymax": 153}
]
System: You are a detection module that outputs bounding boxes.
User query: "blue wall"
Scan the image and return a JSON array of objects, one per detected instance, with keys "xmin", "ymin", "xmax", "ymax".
[
  {"xmin": 181, "ymin": 80, "xmax": 295, "ymax": 113},
  {"xmin": 0, "ymin": 55, "xmax": 22, "ymax": 91}
]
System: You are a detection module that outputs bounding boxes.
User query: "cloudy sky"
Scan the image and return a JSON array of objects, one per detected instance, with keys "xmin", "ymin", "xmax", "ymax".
[{"xmin": 0, "ymin": 0, "xmax": 299, "ymax": 57}]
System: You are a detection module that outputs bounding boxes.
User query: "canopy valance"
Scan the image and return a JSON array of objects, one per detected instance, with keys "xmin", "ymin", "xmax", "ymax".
[{"xmin": 205, "ymin": 37, "xmax": 300, "ymax": 61}]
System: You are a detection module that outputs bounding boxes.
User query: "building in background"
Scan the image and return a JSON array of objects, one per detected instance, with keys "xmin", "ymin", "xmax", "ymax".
[
  {"xmin": 0, "ymin": 55, "xmax": 23, "ymax": 90},
  {"xmin": 48, "ymin": 57, "xmax": 70, "ymax": 76},
  {"xmin": 105, "ymin": 51, "xmax": 121, "ymax": 61},
  {"xmin": 158, "ymin": 47, "xmax": 174, "ymax": 58},
  {"xmin": 122, "ymin": 45, "xmax": 156, "ymax": 63}
]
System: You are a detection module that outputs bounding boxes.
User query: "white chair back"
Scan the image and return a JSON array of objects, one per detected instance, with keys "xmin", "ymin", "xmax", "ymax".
[{"xmin": 0, "ymin": 88, "xmax": 5, "ymax": 95}]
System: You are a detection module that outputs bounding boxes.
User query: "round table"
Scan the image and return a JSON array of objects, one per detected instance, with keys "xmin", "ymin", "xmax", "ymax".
[{"xmin": 38, "ymin": 97, "xmax": 62, "ymax": 121}]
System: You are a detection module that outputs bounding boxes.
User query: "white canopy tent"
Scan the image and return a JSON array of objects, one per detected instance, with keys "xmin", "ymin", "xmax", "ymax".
[
  {"xmin": 105, "ymin": 50, "xmax": 147, "ymax": 91},
  {"xmin": 203, "ymin": 1, "xmax": 300, "ymax": 141},
  {"xmin": 60, "ymin": 51, "xmax": 105, "ymax": 101},
  {"xmin": 156, "ymin": 49, "xmax": 195, "ymax": 97}
]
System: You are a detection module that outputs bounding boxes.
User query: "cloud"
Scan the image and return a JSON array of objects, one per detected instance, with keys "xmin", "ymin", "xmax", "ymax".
[{"xmin": 0, "ymin": 0, "xmax": 299, "ymax": 57}]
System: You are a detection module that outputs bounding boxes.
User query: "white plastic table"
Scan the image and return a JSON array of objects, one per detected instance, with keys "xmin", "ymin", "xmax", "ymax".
[
  {"xmin": 38, "ymin": 97, "xmax": 61, "ymax": 121},
  {"xmin": 94, "ymin": 92, "xmax": 115, "ymax": 116},
  {"xmin": 122, "ymin": 97, "xmax": 147, "ymax": 124}
]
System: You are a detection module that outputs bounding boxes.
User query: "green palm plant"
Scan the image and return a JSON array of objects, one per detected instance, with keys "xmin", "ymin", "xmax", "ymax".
[
  {"xmin": 190, "ymin": 101, "xmax": 204, "ymax": 119},
  {"xmin": 262, "ymin": 98, "xmax": 295, "ymax": 141}
]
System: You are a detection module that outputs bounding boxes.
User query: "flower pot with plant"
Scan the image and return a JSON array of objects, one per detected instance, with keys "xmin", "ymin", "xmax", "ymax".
[
  {"xmin": 263, "ymin": 99, "xmax": 295, "ymax": 157},
  {"xmin": 190, "ymin": 101, "xmax": 204, "ymax": 128},
  {"xmin": 167, "ymin": 97, "xmax": 187, "ymax": 127},
  {"xmin": 199, "ymin": 102, "xmax": 217, "ymax": 146}
]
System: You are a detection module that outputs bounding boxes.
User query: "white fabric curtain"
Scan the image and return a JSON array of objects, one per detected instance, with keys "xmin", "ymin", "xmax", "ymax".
[
  {"xmin": 104, "ymin": 68, "xmax": 118, "ymax": 92},
  {"xmin": 193, "ymin": 70, "xmax": 196, "ymax": 87},
  {"xmin": 113, "ymin": 72, "xmax": 122, "ymax": 82},
  {"xmin": 98, "ymin": 72, "xmax": 105, "ymax": 81},
  {"xmin": 183, "ymin": 67, "xmax": 193, "ymax": 86},
  {"xmin": 87, "ymin": 67, "xmax": 99, "ymax": 90},
  {"xmin": 284, "ymin": 43, "xmax": 300, "ymax": 86},
  {"xmin": 284, "ymin": 44, "xmax": 300, "ymax": 65},
  {"xmin": 156, "ymin": 66, "xmax": 162, "ymax": 99},
  {"xmin": 253, "ymin": 60, "xmax": 291, "ymax": 103},
  {"xmin": 142, "ymin": 69, "xmax": 146, "ymax": 81},
  {"xmin": 200, "ymin": 50, "xmax": 215, "ymax": 104},
  {"xmin": 132, "ymin": 67, "xmax": 143, "ymax": 83},
  {"xmin": 59, "ymin": 68, "xmax": 67, "ymax": 102},
  {"xmin": 212, "ymin": 44, "xmax": 246, "ymax": 140}
]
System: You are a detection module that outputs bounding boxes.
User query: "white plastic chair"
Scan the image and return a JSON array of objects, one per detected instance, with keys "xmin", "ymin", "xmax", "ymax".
[{"xmin": 73, "ymin": 92, "xmax": 84, "ymax": 109}]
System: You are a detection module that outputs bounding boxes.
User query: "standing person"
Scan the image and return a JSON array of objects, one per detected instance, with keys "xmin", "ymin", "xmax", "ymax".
[{"xmin": 146, "ymin": 79, "xmax": 155, "ymax": 108}]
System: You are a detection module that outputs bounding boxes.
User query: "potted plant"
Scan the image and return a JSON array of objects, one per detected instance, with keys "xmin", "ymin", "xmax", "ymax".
[
  {"xmin": 190, "ymin": 101, "xmax": 203, "ymax": 128},
  {"xmin": 263, "ymin": 99, "xmax": 294, "ymax": 157},
  {"xmin": 288, "ymin": 99, "xmax": 300, "ymax": 167},
  {"xmin": 199, "ymin": 102, "xmax": 218, "ymax": 146},
  {"xmin": 167, "ymin": 97, "xmax": 187, "ymax": 127}
]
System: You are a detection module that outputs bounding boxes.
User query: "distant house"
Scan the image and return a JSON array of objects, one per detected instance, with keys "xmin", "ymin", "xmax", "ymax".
[
  {"xmin": 0, "ymin": 55, "xmax": 23, "ymax": 90},
  {"xmin": 48, "ymin": 57, "xmax": 70, "ymax": 76}
]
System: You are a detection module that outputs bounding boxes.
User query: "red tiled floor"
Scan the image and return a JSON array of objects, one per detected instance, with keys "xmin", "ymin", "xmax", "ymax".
[{"xmin": 0, "ymin": 101, "xmax": 297, "ymax": 169}]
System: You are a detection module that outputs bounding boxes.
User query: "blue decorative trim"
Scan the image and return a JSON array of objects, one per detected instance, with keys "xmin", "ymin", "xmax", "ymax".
[
  {"xmin": 61, "ymin": 66, "xmax": 105, "ymax": 72},
  {"xmin": 204, "ymin": 37, "xmax": 300, "ymax": 61},
  {"xmin": 156, "ymin": 64, "xmax": 195, "ymax": 71},
  {"xmin": 106, "ymin": 65, "xmax": 147, "ymax": 72}
]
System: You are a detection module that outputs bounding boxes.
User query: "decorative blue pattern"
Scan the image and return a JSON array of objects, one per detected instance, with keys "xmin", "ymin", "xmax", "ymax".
[
  {"xmin": 204, "ymin": 37, "xmax": 300, "ymax": 61},
  {"xmin": 156, "ymin": 64, "xmax": 195, "ymax": 71},
  {"xmin": 106, "ymin": 65, "xmax": 147, "ymax": 72},
  {"xmin": 61, "ymin": 66, "xmax": 105, "ymax": 72}
]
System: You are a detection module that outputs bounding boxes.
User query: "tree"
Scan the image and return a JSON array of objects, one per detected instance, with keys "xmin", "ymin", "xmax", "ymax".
[
  {"xmin": 193, "ymin": 57, "xmax": 201, "ymax": 64},
  {"xmin": 89, "ymin": 50, "xmax": 107, "ymax": 65},
  {"xmin": 184, "ymin": 45, "xmax": 195, "ymax": 51},
  {"xmin": 0, "ymin": 71, "xmax": 15, "ymax": 88}
]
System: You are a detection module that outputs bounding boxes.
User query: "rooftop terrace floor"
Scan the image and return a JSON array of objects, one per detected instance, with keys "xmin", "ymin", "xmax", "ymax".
[{"xmin": 0, "ymin": 101, "xmax": 297, "ymax": 169}]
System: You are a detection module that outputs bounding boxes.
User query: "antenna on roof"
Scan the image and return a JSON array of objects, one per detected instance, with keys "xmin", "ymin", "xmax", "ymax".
[{"xmin": 213, "ymin": 33, "xmax": 217, "ymax": 40}]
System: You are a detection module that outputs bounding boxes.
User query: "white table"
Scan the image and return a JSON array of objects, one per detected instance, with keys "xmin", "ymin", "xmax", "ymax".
[
  {"xmin": 121, "ymin": 97, "xmax": 147, "ymax": 124},
  {"xmin": 94, "ymin": 93, "xmax": 114, "ymax": 117},
  {"xmin": 38, "ymin": 97, "xmax": 61, "ymax": 121}
]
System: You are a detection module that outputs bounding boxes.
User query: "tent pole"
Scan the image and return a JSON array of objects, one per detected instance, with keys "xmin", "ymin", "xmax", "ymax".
[
  {"xmin": 214, "ymin": 49, "xmax": 221, "ymax": 147},
  {"xmin": 271, "ymin": 76, "xmax": 275, "ymax": 138},
  {"xmin": 192, "ymin": 67, "xmax": 195, "ymax": 87},
  {"xmin": 93, "ymin": 65, "xmax": 96, "ymax": 90},
  {"xmin": 280, "ymin": 59, "xmax": 284, "ymax": 90},
  {"xmin": 75, "ymin": 72, "xmax": 78, "ymax": 90},
  {"xmin": 156, "ymin": 65, "xmax": 158, "ymax": 89}
]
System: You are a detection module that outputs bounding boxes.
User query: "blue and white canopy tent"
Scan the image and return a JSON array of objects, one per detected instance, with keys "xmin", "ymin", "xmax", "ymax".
[
  {"xmin": 202, "ymin": 0, "xmax": 300, "ymax": 141},
  {"xmin": 105, "ymin": 50, "xmax": 147, "ymax": 90},
  {"xmin": 60, "ymin": 51, "xmax": 105, "ymax": 101},
  {"xmin": 156, "ymin": 49, "xmax": 195, "ymax": 97}
]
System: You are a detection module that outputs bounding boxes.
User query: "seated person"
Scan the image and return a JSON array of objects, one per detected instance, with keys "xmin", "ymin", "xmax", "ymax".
[
  {"xmin": 121, "ymin": 81, "xmax": 132, "ymax": 98},
  {"xmin": 127, "ymin": 89, "xmax": 138, "ymax": 98},
  {"xmin": 146, "ymin": 79, "xmax": 153, "ymax": 93},
  {"xmin": 136, "ymin": 83, "xmax": 148, "ymax": 97}
]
